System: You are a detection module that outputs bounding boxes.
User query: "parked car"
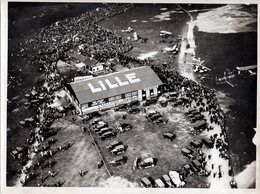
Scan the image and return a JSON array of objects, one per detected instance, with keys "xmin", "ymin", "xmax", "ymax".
[
  {"xmin": 143, "ymin": 97, "xmax": 158, "ymax": 106},
  {"xmin": 163, "ymin": 132, "xmax": 176, "ymax": 141},
  {"xmin": 202, "ymin": 138, "xmax": 214, "ymax": 148},
  {"xmin": 100, "ymin": 131, "xmax": 117, "ymax": 141},
  {"xmin": 154, "ymin": 178, "xmax": 166, "ymax": 188},
  {"xmin": 181, "ymin": 148, "xmax": 195, "ymax": 159},
  {"xmin": 140, "ymin": 157, "xmax": 157, "ymax": 169},
  {"xmin": 190, "ymin": 140, "xmax": 202, "ymax": 148},
  {"xmin": 114, "ymin": 122, "xmax": 131, "ymax": 133},
  {"xmin": 140, "ymin": 177, "xmax": 154, "ymax": 188},
  {"xmin": 110, "ymin": 144, "xmax": 126, "ymax": 155},
  {"xmin": 149, "ymin": 113, "xmax": 162, "ymax": 121},
  {"xmin": 169, "ymin": 171, "xmax": 184, "ymax": 187},
  {"xmin": 127, "ymin": 107, "xmax": 141, "ymax": 114},
  {"xmin": 161, "ymin": 174, "xmax": 173, "ymax": 187},
  {"xmin": 109, "ymin": 156, "xmax": 127, "ymax": 166},
  {"xmin": 146, "ymin": 110, "xmax": 157, "ymax": 118},
  {"xmin": 106, "ymin": 140, "xmax": 122, "ymax": 150},
  {"xmin": 192, "ymin": 159, "xmax": 202, "ymax": 170},
  {"xmin": 193, "ymin": 120, "xmax": 207, "ymax": 131},
  {"xmin": 114, "ymin": 104, "xmax": 127, "ymax": 111},
  {"xmin": 91, "ymin": 118, "xmax": 102, "ymax": 125},
  {"xmin": 97, "ymin": 127, "xmax": 112, "ymax": 136}
]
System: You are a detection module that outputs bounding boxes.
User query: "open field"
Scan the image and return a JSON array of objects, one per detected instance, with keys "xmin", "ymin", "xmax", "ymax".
[
  {"xmin": 26, "ymin": 118, "xmax": 109, "ymax": 187},
  {"xmin": 27, "ymin": 101, "xmax": 209, "ymax": 187},
  {"xmin": 95, "ymin": 104, "xmax": 209, "ymax": 187}
]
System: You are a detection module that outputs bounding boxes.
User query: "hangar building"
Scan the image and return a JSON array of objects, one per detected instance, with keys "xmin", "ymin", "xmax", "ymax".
[{"xmin": 66, "ymin": 66, "xmax": 163, "ymax": 115}]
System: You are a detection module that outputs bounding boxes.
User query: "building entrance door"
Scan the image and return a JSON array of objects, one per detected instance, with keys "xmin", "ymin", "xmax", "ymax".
[{"xmin": 142, "ymin": 89, "xmax": 146, "ymax": 101}]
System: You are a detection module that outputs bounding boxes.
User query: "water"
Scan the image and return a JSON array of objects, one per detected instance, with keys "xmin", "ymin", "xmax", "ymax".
[{"xmin": 193, "ymin": 5, "xmax": 257, "ymax": 187}]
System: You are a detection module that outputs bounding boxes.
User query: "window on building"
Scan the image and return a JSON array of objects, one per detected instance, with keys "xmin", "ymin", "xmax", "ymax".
[
  {"xmin": 115, "ymin": 95, "xmax": 121, "ymax": 100},
  {"xmin": 125, "ymin": 92, "xmax": 132, "ymax": 97},
  {"xmin": 132, "ymin": 91, "xmax": 138, "ymax": 96},
  {"xmin": 104, "ymin": 98, "xmax": 109, "ymax": 103},
  {"xmin": 82, "ymin": 104, "xmax": 88, "ymax": 109},
  {"xmin": 88, "ymin": 102, "xmax": 92, "ymax": 107},
  {"xmin": 150, "ymin": 88, "xmax": 154, "ymax": 96},
  {"xmin": 109, "ymin": 96, "xmax": 115, "ymax": 102},
  {"xmin": 97, "ymin": 99, "xmax": 104, "ymax": 105},
  {"xmin": 121, "ymin": 94, "xmax": 125, "ymax": 99}
]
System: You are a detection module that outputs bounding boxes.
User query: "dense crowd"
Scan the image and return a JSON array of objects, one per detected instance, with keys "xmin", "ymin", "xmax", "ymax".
[
  {"xmin": 150, "ymin": 63, "xmax": 231, "ymax": 181},
  {"xmin": 10, "ymin": 4, "xmax": 137, "ymax": 186},
  {"xmin": 9, "ymin": 2, "xmax": 233, "ymax": 187},
  {"xmin": 15, "ymin": 4, "xmax": 134, "ymax": 71}
]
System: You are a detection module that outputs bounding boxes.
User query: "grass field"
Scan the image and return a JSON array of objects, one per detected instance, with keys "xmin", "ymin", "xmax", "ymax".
[{"xmin": 22, "ymin": 101, "xmax": 210, "ymax": 187}]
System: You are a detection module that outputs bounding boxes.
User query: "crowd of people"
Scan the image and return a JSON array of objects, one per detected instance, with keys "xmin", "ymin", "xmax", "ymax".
[
  {"xmin": 10, "ymin": 4, "xmax": 137, "ymax": 186},
  {"xmin": 8, "ymin": 2, "xmax": 234, "ymax": 187},
  {"xmin": 150, "ymin": 63, "xmax": 232, "ymax": 184},
  {"xmin": 17, "ymin": 4, "xmax": 134, "ymax": 72}
]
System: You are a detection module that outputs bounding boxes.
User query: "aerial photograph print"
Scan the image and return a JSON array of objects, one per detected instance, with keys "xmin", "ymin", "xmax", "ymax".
[{"xmin": 3, "ymin": 1, "xmax": 258, "ymax": 190}]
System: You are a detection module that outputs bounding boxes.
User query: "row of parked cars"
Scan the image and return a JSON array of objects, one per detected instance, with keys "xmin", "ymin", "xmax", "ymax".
[
  {"xmin": 186, "ymin": 109, "xmax": 208, "ymax": 133},
  {"xmin": 180, "ymin": 138, "xmax": 214, "ymax": 175},
  {"xmin": 91, "ymin": 118, "xmax": 132, "ymax": 167},
  {"xmin": 92, "ymin": 118, "xmax": 117, "ymax": 141},
  {"xmin": 140, "ymin": 170, "xmax": 184, "ymax": 188},
  {"xmin": 106, "ymin": 140, "xmax": 127, "ymax": 155},
  {"xmin": 146, "ymin": 110, "xmax": 166, "ymax": 124}
]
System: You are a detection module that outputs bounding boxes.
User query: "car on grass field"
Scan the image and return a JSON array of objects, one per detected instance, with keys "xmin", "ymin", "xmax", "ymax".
[
  {"xmin": 106, "ymin": 140, "xmax": 122, "ymax": 150},
  {"xmin": 129, "ymin": 100, "xmax": 140, "ymax": 107},
  {"xmin": 20, "ymin": 172, "xmax": 37, "ymax": 185},
  {"xmin": 181, "ymin": 148, "xmax": 195, "ymax": 159},
  {"xmin": 161, "ymin": 174, "xmax": 173, "ymax": 187},
  {"xmin": 193, "ymin": 120, "xmax": 207, "ymax": 131},
  {"xmin": 110, "ymin": 144, "xmax": 127, "ymax": 155},
  {"xmin": 11, "ymin": 146, "xmax": 27, "ymax": 159},
  {"xmin": 154, "ymin": 178, "xmax": 166, "ymax": 188},
  {"xmin": 190, "ymin": 114, "xmax": 204, "ymax": 123},
  {"xmin": 114, "ymin": 122, "xmax": 132, "ymax": 133},
  {"xmin": 109, "ymin": 156, "xmax": 127, "ymax": 166},
  {"xmin": 192, "ymin": 159, "xmax": 202, "ymax": 170},
  {"xmin": 190, "ymin": 140, "xmax": 202, "ymax": 148},
  {"xmin": 202, "ymin": 138, "xmax": 214, "ymax": 148},
  {"xmin": 91, "ymin": 118, "xmax": 102, "ymax": 125},
  {"xmin": 140, "ymin": 157, "xmax": 157, "ymax": 169},
  {"xmin": 95, "ymin": 121, "xmax": 108, "ymax": 129},
  {"xmin": 140, "ymin": 177, "xmax": 154, "ymax": 188},
  {"xmin": 96, "ymin": 127, "xmax": 113, "ymax": 136},
  {"xmin": 169, "ymin": 171, "xmax": 185, "ymax": 187},
  {"xmin": 149, "ymin": 113, "xmax": 162, "ymax": 121},
  {"xmin": 100, "ymin": 131, "xmax": 117, "ymax": 141},
  {"xmin": 154, "ymin": 117, "xmax": 165, "ymax": 124},
  {"xmin": 127, "ymin": 107, "xmax": 141, "ymax": 114},
  {"xmin": 114, "ymin": 104, "xmax": 128, "ymax": 111},
  {"xmin": 146, "ymin": 110, "xmax": 157, "ymax": 117},
  {"xmin": 182, "ymin": 164, "xmax": 192, "ymax": 176},
  {"xmin": 163, "ymin": 132, "xmax": 176, "ymax": 141},
  {"xmin": 143, "ymin": 97, "xmax": 158, "ymax": 106}
]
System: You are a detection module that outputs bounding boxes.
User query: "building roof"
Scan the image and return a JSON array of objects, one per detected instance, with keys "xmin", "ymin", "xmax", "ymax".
[
  {"xmin": 70, "ymin": 66, "xmax": 163, "ymax": 104},
  {"xmin": 68, "ymin": 53, "xmax": 97, "ymax": 67}
]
